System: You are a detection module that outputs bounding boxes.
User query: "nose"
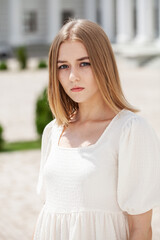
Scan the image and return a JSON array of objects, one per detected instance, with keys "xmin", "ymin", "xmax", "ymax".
[{"xmin": 69, "ymin": 67, "xmax": 80, "ymax": 82}]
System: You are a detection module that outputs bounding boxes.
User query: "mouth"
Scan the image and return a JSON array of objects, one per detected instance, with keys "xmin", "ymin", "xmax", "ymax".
[{"xmin": 71, "ymin": 87, "xmax": 84, "ymax": 92}]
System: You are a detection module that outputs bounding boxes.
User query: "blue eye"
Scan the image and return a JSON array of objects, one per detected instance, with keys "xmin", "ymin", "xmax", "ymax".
[
  {"xmin": 58, "ymin": 65, "xmax": 68, "ymax": 69},
  {"xmin": 80, "ymin": 62, "xmax": 91, "ymax": 67}
]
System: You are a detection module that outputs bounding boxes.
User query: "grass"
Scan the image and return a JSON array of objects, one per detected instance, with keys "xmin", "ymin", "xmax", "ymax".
[{"xmin": 0, "ymin": 139, "xmax": 41, "ymax": 152}]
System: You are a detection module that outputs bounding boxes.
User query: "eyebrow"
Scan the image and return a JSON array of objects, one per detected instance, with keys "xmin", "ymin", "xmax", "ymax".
[{"xmin": 57, "ymin": 56, "xmax": 89, "ymax": 63}]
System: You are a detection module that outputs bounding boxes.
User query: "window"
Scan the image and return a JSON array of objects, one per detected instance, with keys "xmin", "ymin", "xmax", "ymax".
[
  {"xmin": 24, "ymin": 11, "xmax": 37, "ymax": 33},
  {"xmin": 61, "ymin": 10, "xmax": 74, "ymax": 26}
]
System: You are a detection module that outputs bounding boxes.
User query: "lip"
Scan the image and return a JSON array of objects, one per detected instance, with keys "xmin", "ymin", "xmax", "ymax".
[{"xmin": 71, "ymin": 87, "xmax": 84, "ymax": 92}]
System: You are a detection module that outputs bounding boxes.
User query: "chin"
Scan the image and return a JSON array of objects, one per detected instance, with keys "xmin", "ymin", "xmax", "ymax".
[
  {"xmin": 69, "ymin": 96, "xmax": 84, "ymax": 103},
  {"xmin": 72, "ymin": 99, "xmax": 83, "ymax": 103}
]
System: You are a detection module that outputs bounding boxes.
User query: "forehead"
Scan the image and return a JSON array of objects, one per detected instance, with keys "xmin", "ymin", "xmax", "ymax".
[{"xmin": 58, "ymin": 40, "xmax": 88, "ymax": 59}]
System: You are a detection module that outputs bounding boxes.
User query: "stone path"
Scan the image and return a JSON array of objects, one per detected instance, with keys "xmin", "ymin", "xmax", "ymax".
[
  {"xmin": 0, "ymin": 68, "xmax": 48, "ymax": 142},
  {"xmin": 0, "ymin": 150, "xmax": 43, "ymax": 240},
  {"xmin": 0, "ymin": 57, "xmax": 160, "ymax": 239}
]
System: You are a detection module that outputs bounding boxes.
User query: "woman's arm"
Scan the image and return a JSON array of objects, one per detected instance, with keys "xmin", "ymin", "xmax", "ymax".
[{"xmin": 127, "ymin": 209, "xmax": 152, "ymax": 240}]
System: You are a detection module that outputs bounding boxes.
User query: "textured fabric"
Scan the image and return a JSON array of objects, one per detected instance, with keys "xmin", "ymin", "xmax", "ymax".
[{"xmin": 33, "ymin": 109, "xmax": 160, "ymax": 240}]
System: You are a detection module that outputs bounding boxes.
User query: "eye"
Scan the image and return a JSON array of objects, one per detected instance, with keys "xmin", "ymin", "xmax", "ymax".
[
  {"xmin": 58, "ymin": 64, "xmax": 69, "ymax": 70},
  {"xmin": 80, "ymin": 62, "xmax": 91, "ymax": 67}
]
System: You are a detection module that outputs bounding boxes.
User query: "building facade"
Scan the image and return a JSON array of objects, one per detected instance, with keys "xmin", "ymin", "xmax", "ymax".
[{"xmin": 0, "ymin": 0, "xmax": 160, "ymax": 47}]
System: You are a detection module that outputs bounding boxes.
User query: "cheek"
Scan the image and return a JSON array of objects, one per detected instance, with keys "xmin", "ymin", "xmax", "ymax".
[
  {"xmin": 83, "ymin": 68, "xmax": 95, "ymax": 81},
  {"xmin": 58, "ymin": 72, "xmax": 67, "ymax": 87},
  {"xmin": 85, "ymin": 70, "xmax": 97, "ymax": 85}
]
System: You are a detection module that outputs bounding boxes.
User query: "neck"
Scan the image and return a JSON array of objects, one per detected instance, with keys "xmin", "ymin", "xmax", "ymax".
[{"xmin": 75, "ymin": 98, "xmax": 116, "ymax": 123}]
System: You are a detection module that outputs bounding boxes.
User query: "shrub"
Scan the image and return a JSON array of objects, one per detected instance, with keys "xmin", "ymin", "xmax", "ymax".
[
  {"xmin": 38, "ymin": 60, "xmax": 47, "ymax": 69},
  {"xmin": 35, "ymin": 87, "xmax": 53, "ymax": 137},
  {"xmin": 0, "ymin": 124, "xmax": 4, "ymax": 151},
  {"xmin": 0, "ymin": 61, "xmax": 8, "ymax": 70},
  {"xmin": 16, "ymin": 46, "xmax": 27, "ymax": 69}
]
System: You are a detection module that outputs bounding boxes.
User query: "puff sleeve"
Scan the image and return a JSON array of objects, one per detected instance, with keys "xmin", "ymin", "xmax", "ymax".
[
  {"xmin": 117, "ymin": 115, "xmax": 160, "ymax": 215},
  {"xmin": 36, "ymin": 119, "xmax": 55, "ymax": 199}
]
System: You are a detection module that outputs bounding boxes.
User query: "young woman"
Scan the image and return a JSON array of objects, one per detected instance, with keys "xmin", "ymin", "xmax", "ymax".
[{"xmin": 33, "ymin": 19, "xmax": 160, "ymax": 240}]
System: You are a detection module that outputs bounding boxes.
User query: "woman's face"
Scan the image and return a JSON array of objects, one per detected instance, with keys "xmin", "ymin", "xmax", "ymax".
[{"xmin": 57, "ymin": 40, "xmax": 100, "ymax": 104}]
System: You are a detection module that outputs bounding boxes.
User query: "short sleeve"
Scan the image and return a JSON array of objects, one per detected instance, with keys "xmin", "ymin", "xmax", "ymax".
[
  {"xmin": 117, "ymin": 115, "xmax": 160, "ymax": 215},
  {"xmin": 36, "ymin": 119, "xmax": 56, "ymax": 200}
]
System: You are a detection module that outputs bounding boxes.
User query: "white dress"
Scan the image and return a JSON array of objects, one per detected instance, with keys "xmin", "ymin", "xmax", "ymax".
[{"xmin": 33, "ymin": 109, "xmax": 160, "ymax": 240}]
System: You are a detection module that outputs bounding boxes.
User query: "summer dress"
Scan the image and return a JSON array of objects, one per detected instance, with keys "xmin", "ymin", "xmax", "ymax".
[{"xmin": 33, "ymin": 109, "xmax": 160, "ymax": 240}]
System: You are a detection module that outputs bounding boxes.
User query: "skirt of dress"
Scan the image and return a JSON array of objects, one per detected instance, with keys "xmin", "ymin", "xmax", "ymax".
[{"xmin": 33, "ymin": 204, "xmax": 129, "ymax": 240}]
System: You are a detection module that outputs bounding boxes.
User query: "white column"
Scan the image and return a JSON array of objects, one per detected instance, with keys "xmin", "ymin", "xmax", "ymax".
[
  {"xmin": 116, "ymin": 0, "xmax": 134, "ymax": 43},
  {"xmin": 155, "ymin": 0, "xmax": 160, "ymax": 46},
  {"xmin": 100, "ymin": 0, "xmax": 116, "ymax": 42},
  {"xmin": 135, "ymin": 0, "xmax": 155, "ymax": 43},
  {"xmin": 158, "ymin": 0, "xmax": 160, "ymax": 40},
  {"xmin": 85, "ymin": 0, "xmax": 97, "ymax": 22},
  {"xmin": 47, "ymin": 0, "xmax": 61, "ymax": 44},
  {"xmin": 9, "ymin": 0, "xmax": 23, "ymax": 46}
]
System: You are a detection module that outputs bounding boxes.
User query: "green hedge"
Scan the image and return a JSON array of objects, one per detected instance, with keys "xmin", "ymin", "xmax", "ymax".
[
  {"xmin": 0, "ymin": 124, "xmax": 4, "ymax": 151},
  {"xmin": 16, "ymin": 46, "xmax": 27, "ymax": 69},
  {"xmin": 35, "ymin": 87, "xmax": 53, "ymax": 137},
  {"xmin": 0, "ymin": 61, "xmax": 8, "ymax": 71},
  {"xmin": 38, "ymin": 60, "xmax": 47, "ymax": 69}
]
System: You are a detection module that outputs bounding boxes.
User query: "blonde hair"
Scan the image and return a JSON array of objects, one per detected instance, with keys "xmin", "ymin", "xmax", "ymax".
[{"xmin": 48, "ymin": 18, "xmax": 139, "ymax": 126}]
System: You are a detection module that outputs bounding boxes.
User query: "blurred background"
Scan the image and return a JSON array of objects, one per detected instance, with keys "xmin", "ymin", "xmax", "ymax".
[{"xmin": 0, "ymin": 0, "xmax": 160, "ymax": 239}]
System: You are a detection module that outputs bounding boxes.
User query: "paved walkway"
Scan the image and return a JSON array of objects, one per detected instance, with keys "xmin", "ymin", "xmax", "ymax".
[
  {"xmin": 0, "ymin": 150, "xmax": 43, "ymax": 240},
  {"xmin": 0, "ymin": 68, "xmax": 48, "ymax": 142},
  {"xmin": 0, "ymin": 57, "xmax": 160, "ymax": 239}
]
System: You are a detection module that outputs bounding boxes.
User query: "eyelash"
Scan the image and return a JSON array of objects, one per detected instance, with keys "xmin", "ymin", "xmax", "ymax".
[{"xmin": 58, "ymin": 62, "xmax": 91, "ymax": 70}]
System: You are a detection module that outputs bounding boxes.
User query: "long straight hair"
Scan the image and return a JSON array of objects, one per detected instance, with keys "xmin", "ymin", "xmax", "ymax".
[{"xmin": 48, "ymin": 18, "xmax": 139, "ymax": 126}]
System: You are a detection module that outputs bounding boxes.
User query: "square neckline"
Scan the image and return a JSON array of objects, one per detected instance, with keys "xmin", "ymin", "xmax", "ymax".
[{"xmin": 56, "ymin": 108, "xmax": 126, "ymax": 151}]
